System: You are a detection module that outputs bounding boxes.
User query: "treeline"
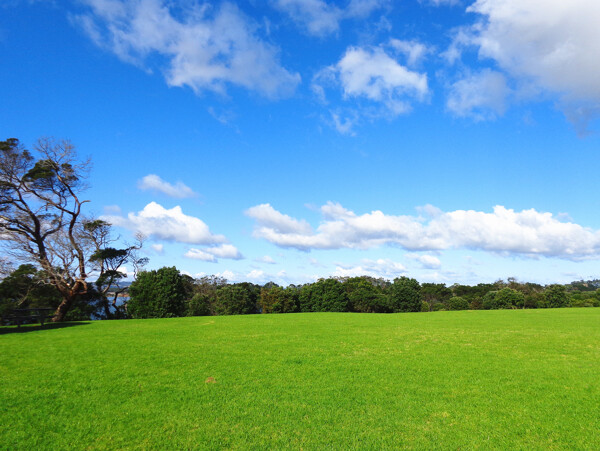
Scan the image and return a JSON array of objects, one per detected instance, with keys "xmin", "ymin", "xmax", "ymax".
[
  {"xmin": 2, "ymin": 264, "xmax": 599, "ymax": 321},
  {"xmin": 124, "ymin": 267, "xmax": 600, "ymax": 319}
]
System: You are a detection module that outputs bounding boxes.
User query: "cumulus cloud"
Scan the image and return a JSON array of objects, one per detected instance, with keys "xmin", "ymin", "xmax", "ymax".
[
  {"xmin": 452, "ymin": 0, "xmax": 600, "ymax": 130},
  {"xmin": 273, "ymin": 0, "xmax": 387, "ymax": 37},
  {"xmin": 313, "ymin": 45, "xmax": 428, "ymax": 132},
  {"xmin": 447, "ymin": 69, "xmax": 509, "ymax": 120},
  {"xmin": 333, "ymin": 258, "xmax": 407, "ymax": 278},
  {"xmin": 185, "ymin": 244, "xmax": 243, "ymax": 262},
  {"xmin": 75, "ymin": 0, "xmax": 300, "ymax": 98},
  {"xmin": 406, "ymin": 253, "xmax": 442, "ymax": 269},
  {"xmin": 256, "ymin": 255, "xmax": 277, "ymax": 264},
  {"xmin": 246, "ymin": 202, "xmax": 600, "ymax": 260},
  {"xmin": 137, "ymin": 174, "xmax": 197, "ymax": 198},
  {"xmin": 102, "ymin": 201, "xmax": 226, "ymax": 244},
  {"xmin": 389, "ymin": 39, "xmax": 430, "ymax": 66}
]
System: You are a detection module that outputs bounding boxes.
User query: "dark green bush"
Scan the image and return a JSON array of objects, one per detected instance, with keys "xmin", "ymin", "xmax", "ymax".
[
  {"xmin": 127, "ymin": 267, "xmax": 187, "ymax": 318},
  {"xmin": 447, "ymin": 296, "xmax": 470, "ymax": 310}
]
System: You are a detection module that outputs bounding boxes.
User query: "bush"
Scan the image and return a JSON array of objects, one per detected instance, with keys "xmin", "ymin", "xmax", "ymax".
[
  {"xmin": 544, "ymin": 285, "xmax": 570, "ymax": 308},
  {"xmin": 187, "ymin": 293, "xmax": 212, "ymax": 316},
  {"xmin": 346, "ymin": 278, "xmax": 389, "ymax": 313},
  {"xmin": 389, "ymin": 277, "xmax": 422, "ymax": 313},
  {"xmin": 127, "ymin": 267, "xmax": 187, "ymax": 318},
  {"xmin": 432, "ymin": 303, "xmax": 445, "ymax": 311},
  {"xmin": 447, "ymin": 296, "xmax": 469, "ymax": 310},
  {"xmin": 214, "ymin": 284, "xmax": 259, "ymax": 316}
]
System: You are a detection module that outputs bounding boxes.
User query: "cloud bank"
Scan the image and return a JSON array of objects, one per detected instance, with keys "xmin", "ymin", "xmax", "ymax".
[{"xmin": 246, "ymin": 202, "xmax": 600, "ymax": 260}]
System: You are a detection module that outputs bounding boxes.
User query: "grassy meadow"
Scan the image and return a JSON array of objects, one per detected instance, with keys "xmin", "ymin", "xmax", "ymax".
[{"xmin": 1, "ymin": 309, "xmax": 599, "ymax": 449}]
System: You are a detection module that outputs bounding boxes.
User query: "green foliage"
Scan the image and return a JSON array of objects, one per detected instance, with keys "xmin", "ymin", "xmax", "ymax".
[
  {"xmin": 0, "ymin": 264, "xmax": 61, "ymax": 317},
  {"xmin": 312, "ymin": 278, "xmax": 349, "ymax": 312},
  {"xmin": 298, "ymin": 284, "xmax": 316, "ymax": 312},
  {"xmin": 127, "ymin": 267, "xmax": 187, "ymax": 318},
  {"xmin": 388, "ymin": 277, "xmax": 422, "ymax": 312},
  {"xmin": 447, "ymin": 296, "xmax": 470, "ymax": 311},
  {"xmin": 483, "ymin": 288, "xmax": 524, "ymax": 310},
  {"xmin": 452, "ymin": 282, "xmax": 499, "ymax": 307},
  {"xmin": 544, "ymin": 284, "xmax": 570, "ymax": 308},
  {"xmin": 345, "ymin": 277, "xmax": 389, "ymax": 313},
  {"xmin": 259, "ymin": 285, "xmax": 299, "ymax": 314},
  {"xmin": 187, "ymin": 294, "xmax": 213, "ymax": 316},
  {"xmin": 214, "ymin": 284, "xmax": 259, "ymax": 316}
]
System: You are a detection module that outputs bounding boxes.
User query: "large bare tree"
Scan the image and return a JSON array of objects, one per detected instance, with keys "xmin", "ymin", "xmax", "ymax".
[{"xmin": 0, "ymin": 137, "xmax": 141, "ymax": 321}]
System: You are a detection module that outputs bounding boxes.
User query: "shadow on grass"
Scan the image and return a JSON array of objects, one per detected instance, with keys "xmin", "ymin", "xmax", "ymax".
[{"xmin": 0, "ymin": 321, "xmax": 91, "ymax": 335}]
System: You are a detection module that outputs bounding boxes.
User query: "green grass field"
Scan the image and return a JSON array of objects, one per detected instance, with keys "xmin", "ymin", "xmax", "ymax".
[{"xmin": 2, "ymin": 309, "xmax": 599, "ymax": 449}]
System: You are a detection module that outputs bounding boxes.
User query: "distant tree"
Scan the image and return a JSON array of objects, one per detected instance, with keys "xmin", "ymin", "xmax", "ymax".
[
  {"xmin": 0, "ymin": 264, "xmax": 61, "ymax": 317},
  {"xmin": 299, "ymin": 284, "xmax": 316, "ymax": 312},
  {"xmin": 544, "ymin": 284, "xmax": 570, "ymax": 308},
  {"xmin": 344, "ymin": 277, "xmax": 388, "ymax": 313},
  {"xmin": 447, "ymin": 296, "xmax": 470, "ymax": 311},
  {"xmin": 482, "ymin": 288, "xmax": 524, "ymax": 309},
  {"xmin": 214, "ymin": 284, "xmax": 259, "ymax": 316},
  {"xmin": 421, "ymin": 283, "xmax": 452, "ymax": 311},
  {"xmin": 127, "ymin": 267, "xmax": 187, "ymax": 318},
  {"xmin": 389, "ymin": 277, "xmax": 422, "ymax": 313},
  {"xmin": 185, "ymin": 275, "xmax": 228, "ymax": 316},
  {"xmin": 187, "ymin": 293, "xmax": 213, "ymax": 316},
  {"xmin": 310, "ymin": 278, "xmax": 349, "ymax": 312},
  {"xmin": 259, "ymin": 284, "xmax": 299, "ymax": 314}
]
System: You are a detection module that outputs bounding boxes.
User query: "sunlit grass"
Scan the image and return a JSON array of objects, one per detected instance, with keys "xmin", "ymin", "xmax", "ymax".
[{"xmin": 2, "ymin": 309, "xmax": 599, "ymax": 449}]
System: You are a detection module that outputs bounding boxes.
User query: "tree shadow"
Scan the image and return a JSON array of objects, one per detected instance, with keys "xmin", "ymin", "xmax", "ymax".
[{"xmin": 0, "ymin": 321, "xmax": 91, "ymax": 335}]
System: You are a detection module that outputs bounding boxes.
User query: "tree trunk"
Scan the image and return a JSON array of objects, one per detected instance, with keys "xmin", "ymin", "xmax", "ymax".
[{"xmin": 51, "ymin": 297, "xmax": 74, "ymax": 322}]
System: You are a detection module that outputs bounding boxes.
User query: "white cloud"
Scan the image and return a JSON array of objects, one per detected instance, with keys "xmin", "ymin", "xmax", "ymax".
[
  {"xmin": 137, "ymin": 174, "xmax": 197, "ymax": 198},
  {"xmin": 447, "ymin": 69, "xmax": 509, "ymax": 120},
  {"xmin": 102, "ymin": 201, "xmax": 226, "ymax": 244},
  {"xmin": 245, "ymin": 203, "xmax": 312, "ymax": 235},
  {"xmin": 246, "ymin": 269, "xmax": 265, "ymax": 281},
  {"xmin": 424, "ymin": 0, "xmax": 461, "ymax": 5},
  {"xmin": 273, "ymin": 0, "xmax": 387, "ymax": 37},
  {"xmin": 454, "ymin": 0, "xmax": 600, "ymax": 129},
  {"xmin": 336, "ymin": 46, "xmax": 428, "ymax": 109},
  {"xmin": 247, "ymin": 202, "xmax": 600, "ymax": 260},
  {"xmin": 406, "ymin": 253, "xmax": 442, "ymax": 269},
  {"xmin": 75, "ymin": 0, "xmax": 300, "ymax": 98},
  {"xmin": 313, "ymin": 45, "xmax": 428, "ymax": 131},
  {"xmin": 389, "ymin": 39, "xmax": 430, "ymax": 66},
  {"xmin": 151, "ymin": 243, "xmax": 164, "ymax": 254},
  {"xmin": 256, "ymin": 255, "xmax": 277, "ymax": 264},
  {"xmin": 185, "ymin": 244, "xmax": 243, "ymax": 262},
  {"xmin": 334, "ymin": 258, "xmax": 407, "ymax": 278}
]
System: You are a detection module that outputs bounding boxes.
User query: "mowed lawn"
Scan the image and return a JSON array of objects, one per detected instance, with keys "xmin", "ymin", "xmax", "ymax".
[{"xmin": 2, "ymin": 310, "xmax": 599, "ymax": 449}]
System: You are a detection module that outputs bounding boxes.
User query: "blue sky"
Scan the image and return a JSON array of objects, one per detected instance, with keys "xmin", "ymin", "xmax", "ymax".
[{"xmin": 2, "ymin": 0, "xmax": 600, "ymax": 286}]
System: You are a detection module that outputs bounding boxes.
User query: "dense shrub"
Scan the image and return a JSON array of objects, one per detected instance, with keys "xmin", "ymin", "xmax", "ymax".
[
  {"xmin": 483, "ymin": 288, "xmax": 524, "ymax": 310},
  {"xmin": 260, "ymin": 285, "xmax": 299, "ymax": 313},
  {"xmin": 346, "ymin": 277, "xmax": 389, "ymax": 313},
  {"xmin": 187, "ymin": 293, "xmax": 213, "ymax": 316},
  {"xmin": 214, "ymin": 284, "xmax": 259, "ymax": 316},
  {"xmin": 447, "ymin": 296, "xmax": 470, "ymax": 310},
  {"xmin": 544, "ymin": 285, "xmax": 570, "ymax": 308},
  {"xmin": 128, "ymin": 267, "xmax": 187, "ymax": 318},
  {"xmin": 389, "ymin": 277, "xmax": 422, "ymax": 313}
]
